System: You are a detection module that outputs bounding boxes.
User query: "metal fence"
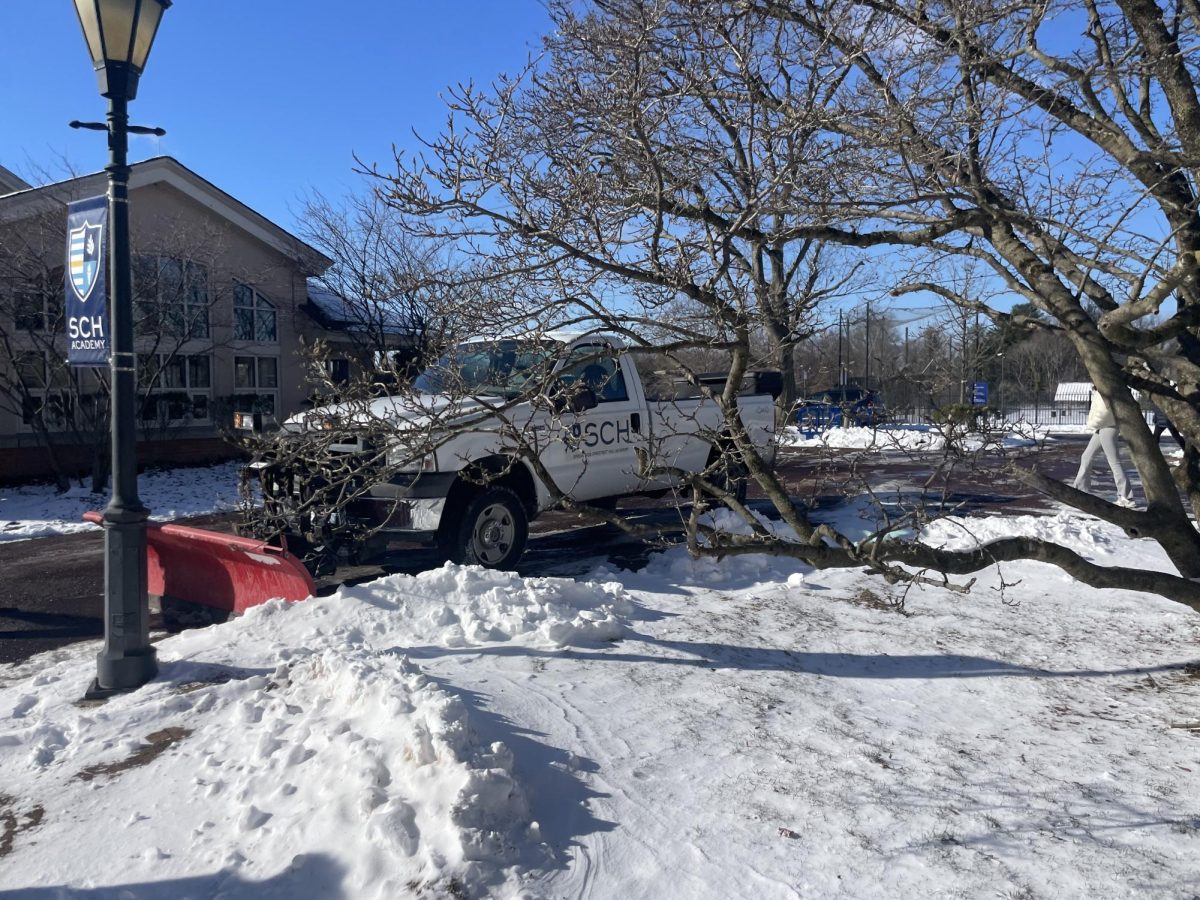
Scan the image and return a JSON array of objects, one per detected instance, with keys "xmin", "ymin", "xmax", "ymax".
[{"xmin": 885, "ymin": 404, "xmax": 1151, "ymax": 428}]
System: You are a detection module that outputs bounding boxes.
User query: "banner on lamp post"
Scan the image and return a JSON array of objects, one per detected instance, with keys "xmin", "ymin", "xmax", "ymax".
[{"xmin": 64, "ymin": 195, "xmax": 109, "ymax": 366}]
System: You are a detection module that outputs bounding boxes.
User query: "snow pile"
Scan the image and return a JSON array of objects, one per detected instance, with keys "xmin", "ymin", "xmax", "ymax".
[
  {"xmin": 0, "ymin": 461, "xmax": 244, "ymax": 543},
  {"xmin": 781, "ymin": 424, "xmax": 939, "ymax": 451},
  {"xmin": 1, "ymin": 642, "xmax": 541, "ymax": 898},
  {"xmin": 332, "ymin": 565, "xmax": 636, "ymax": 648},
  {"xmin": 780, "ymin": 423, "xmax": 1042, "ymax": 452},
  {"xmin": 919, "ymin": 509, "xmax": 1128, "ymax": 559},
  {"xmin": 0, "ymin": 564, "xmax": 637, "ymax": 898}
]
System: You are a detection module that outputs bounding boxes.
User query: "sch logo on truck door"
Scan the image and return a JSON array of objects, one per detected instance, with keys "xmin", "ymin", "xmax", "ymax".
[{"xmin": 569, "ymin": 418, "xmax": 634, "ymax": 448}]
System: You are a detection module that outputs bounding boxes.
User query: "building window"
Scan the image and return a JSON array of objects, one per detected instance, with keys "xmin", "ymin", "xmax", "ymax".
[
  {"xmin": 7, "ymin": 270, "xmax": 63, "ymax": 333},
  {"xmin": 233, "ymin": 354, "xmax": 278, "ymax": 416},
  {"xmin": 15, "ymin": 290, "xmax": 48, "ymax": 332},
  {"xmin": 234, "ymin": 283, "xmax": 277, "ymax": 342},
  {"xmin": 15, "ymin": 352, "xmax": 74, "ymax": 430},
  {"xmin": 134, "ymin": 256, "xmax": 209, "ymax": 339},
  {"xmin": 326, "ymin": 357, "xmax": 351, "ymax": 385},
  {"xmin": 138, "ymin": 352, "xmax": 213, "ymax": 425}
]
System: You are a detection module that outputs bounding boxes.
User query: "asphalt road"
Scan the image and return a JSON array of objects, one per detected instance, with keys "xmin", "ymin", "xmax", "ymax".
[{"xmin": 0, "ymin": 437, "xmax": 1094, "ymax": 666}]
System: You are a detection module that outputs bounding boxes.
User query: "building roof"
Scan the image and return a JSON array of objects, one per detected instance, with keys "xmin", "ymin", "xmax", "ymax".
[
  {"xmin": 305, "ymin": 281, "xmax": 416, "ymax": 341},
  {"xmin": 0, "ymin": 164, "xmax": 31, "ymax": 195},
  {"xmin": 0, "ymin": 156, "xmax": 331, "ymax": 276},
  {"xmin": 1054, "ymin": 382, "xmax": 1093, "ymax": 402}
]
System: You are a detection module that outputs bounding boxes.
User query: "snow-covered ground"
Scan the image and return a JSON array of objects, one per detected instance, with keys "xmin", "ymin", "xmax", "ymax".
[
  {"xmin": 0, "ymin": 461, "xmax": 244, "ymax": 543},
  {"xmin": 780, "ymin": 422, "xmax": 1055, "ymax": 452},
  {"xmin": 2, "ymin": 455, "xmax": 1199, "ymax": 898}
]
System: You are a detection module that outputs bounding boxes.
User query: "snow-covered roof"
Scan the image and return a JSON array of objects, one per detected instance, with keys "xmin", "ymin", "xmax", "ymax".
[
  {"xmin": 306, "ymin": 282, "xmax": 416, "ymax": 338},
  {"xmin": 1054, "ymin": 382, "xmax": 1092, "ymax": 402}
]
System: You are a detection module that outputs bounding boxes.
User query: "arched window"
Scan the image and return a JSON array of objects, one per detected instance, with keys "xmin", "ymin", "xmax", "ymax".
[{"xmin": 234, "ymin": 283, "xmax": 277, "ymax": 342}]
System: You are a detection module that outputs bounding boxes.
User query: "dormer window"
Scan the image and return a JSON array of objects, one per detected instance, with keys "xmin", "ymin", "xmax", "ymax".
[{"xmin": 234, "ymin": 283, "xmax": 277, "ymax": 342}]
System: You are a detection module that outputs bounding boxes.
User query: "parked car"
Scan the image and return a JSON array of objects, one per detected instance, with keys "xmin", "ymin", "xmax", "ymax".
[{"xmin": 794, "ymin": 386, "xmax": 885, "ymax": 430}]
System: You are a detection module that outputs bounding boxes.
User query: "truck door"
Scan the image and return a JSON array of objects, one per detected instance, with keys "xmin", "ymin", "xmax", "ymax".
[{"xmin": 543, "ymin": 343, "xmax": 646, "ymax": 502}]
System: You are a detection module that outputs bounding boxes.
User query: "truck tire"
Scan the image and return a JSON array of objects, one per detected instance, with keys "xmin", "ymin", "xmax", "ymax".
[{"xmin": 441, "ymin": 486, "xmax": 529, "ymax": 569}]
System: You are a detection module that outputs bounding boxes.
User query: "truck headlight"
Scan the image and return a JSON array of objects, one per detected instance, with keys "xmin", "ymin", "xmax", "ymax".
[
  {"xmin": 387, "ymin": 445, "xmax": 437, "ymax": 472},
  {"xmin": 303, "ymin": 413, "xmax": 340, "ymax": 431}
]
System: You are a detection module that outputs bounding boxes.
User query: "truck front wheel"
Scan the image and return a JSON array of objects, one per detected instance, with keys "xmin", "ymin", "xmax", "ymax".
[{"xmin": 441, "ymin": 486, "xmax": 529, "ymax": 569}]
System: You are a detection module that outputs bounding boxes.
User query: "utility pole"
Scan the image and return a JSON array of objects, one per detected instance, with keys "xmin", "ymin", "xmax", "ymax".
[
  {"xmin": 973, "ymin": 309, "xmax": 980, "ymax": 384},
  {"xmin": 837, "ymin": 310, "xmax": 844, "ymax": 387},
  {"xmin": 864, "ymin": 301, "xmax": 871, "ymax": 391},
  {"xmin": 959, "ymin": 313, "xmax": 968, "ymax": 404}
]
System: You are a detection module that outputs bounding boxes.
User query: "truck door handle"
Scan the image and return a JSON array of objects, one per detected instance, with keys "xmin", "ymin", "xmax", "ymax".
[{"xmin": 630, "ymin": 413, "xmax": 641, "ymax": 433}]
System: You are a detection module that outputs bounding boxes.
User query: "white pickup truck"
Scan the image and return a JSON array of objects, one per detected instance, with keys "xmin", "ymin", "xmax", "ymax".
[{"xmin": 249, "ymin": 330, "xmax": 779, "ymax": 570}]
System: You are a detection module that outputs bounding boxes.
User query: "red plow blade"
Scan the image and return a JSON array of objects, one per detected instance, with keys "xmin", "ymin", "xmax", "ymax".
[{"xmin": 84, "ymin": 511, "xmax": 315, "ymax": 616}]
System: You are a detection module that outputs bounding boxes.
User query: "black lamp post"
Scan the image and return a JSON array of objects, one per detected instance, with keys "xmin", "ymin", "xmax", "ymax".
[{"xmin": 73, "ymin": 0, "xmax": 171, "ymax": 698}]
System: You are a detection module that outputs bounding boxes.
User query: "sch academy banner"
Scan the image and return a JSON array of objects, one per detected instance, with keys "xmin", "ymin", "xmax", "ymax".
[{"xmin": 64, "ymin": 195, "xmax": 109, "ymax": 366}]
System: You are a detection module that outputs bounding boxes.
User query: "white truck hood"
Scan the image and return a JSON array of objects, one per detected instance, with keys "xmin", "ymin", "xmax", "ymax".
[{"xmin": 283, "ymin": 391, "xmax": 519, "ymax": 436}]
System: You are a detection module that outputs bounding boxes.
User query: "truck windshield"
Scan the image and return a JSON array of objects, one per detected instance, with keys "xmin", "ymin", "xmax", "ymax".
[{"xmin": 413, "ymin": 339, "xmax": 561, "ymax": 399}]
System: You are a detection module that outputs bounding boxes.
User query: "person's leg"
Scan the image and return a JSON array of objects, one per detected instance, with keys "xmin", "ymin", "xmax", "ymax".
[
  {"xmin": 1073, "ymin": 432, "xmax": 1103, "ymax": 491},
  {"xmin": 1097, "ymin": 426, "xmax": 1133, "ymax": 502}
]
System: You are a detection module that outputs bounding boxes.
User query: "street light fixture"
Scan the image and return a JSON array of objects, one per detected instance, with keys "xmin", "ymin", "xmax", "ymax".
[{"xmin": 72, "ymin": 0, "xmax": 171, "ymax": 698}]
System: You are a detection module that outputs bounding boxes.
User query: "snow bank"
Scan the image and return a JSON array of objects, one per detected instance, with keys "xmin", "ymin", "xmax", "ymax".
[
  {"xmin": 780, "ymin": 423, "xmax": 1043, "ymax": 452},
  {"xmin": 0, "ymin": 461, "xmax": 244, "ymax": 543},
  {"xmin": 0, "ymin": 564, "xmax": 639, "ymax": 897},
  {"xmin": 1, "ymin": 646, "xmax": 542, "ymax": 897}
]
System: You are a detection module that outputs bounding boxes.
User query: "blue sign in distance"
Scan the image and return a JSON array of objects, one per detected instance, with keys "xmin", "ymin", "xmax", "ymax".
[
  {"xmin": 972, "ymin": 381, "xmax": 989, "ymax": 406},
  {"xmin": 64, "ymin": 195, "xmax": 109, "ymax": 366}
]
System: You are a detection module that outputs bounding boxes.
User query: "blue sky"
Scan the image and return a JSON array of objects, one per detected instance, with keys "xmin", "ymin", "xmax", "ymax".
[{"xmin": 0, "ymin": 1, "xmax": 552, "ymax": 233}]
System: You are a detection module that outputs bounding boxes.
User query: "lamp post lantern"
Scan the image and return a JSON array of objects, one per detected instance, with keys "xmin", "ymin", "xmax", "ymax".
[{"xmin": 73, "ymin": 0, "xmax": 171, "ymax": 698}]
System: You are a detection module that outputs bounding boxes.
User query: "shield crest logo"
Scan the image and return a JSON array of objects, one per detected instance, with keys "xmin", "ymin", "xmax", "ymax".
[{"xmin": 69, "ymin": 222, "xmax": 104, "ymax": 303}]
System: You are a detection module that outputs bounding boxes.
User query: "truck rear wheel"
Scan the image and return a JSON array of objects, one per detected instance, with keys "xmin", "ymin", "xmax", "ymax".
[{"xmin": 441, "ymin": 486, "xmax": 529, "ymax": 569}]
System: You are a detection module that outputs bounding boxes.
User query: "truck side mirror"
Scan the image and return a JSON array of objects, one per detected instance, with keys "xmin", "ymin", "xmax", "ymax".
[
  {"xmin": 548, "ymin": 380, "xmax": 599, "ymax": 414},
  {"xmin": 570, "ymin": 386, "xmax": 599, "ymax": 413}
]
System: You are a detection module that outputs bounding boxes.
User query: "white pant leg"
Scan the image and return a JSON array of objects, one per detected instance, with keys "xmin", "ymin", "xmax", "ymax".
[
  {"xmin": 1073, "ymin": 432, "xmax": 1103, "ymax": 491},
  {"xmin": 1096, "ymin": 426, "xmax": 1133, "ymax": 501}
]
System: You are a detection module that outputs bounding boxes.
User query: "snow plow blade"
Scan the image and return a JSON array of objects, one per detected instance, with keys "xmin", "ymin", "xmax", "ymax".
[{"xmin": 83, "ymin": 512, "xmax": 315, "ymax": 624}]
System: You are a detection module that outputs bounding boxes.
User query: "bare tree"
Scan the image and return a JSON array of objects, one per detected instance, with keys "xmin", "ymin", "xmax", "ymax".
[
  {"xmin": 297, "ymin": 190, "xmax": 471, "ymax": 378},
  {"xmin": 736, "ymin": 0, "xmax": 1200, "ymax": 590},
  {"xmin": 0, "ymin": 199, "xmax": 78, "ymax": 489},
  {"xmin": 241, "ymin": 0, "xmax": 1200, "ymax": 608},
  {"xmin": 1, "ymin": 199, "xmax": 252, "ymax": 491}
]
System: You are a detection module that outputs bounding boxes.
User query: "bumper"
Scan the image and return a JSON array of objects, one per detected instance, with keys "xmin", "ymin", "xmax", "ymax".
[
  {"xmin": 249, "ymin": 462, "xmax": 456, "ymax": 538},
  {"xmin": 346, "ymin": 495, "xmax": 447, "ymax": 533}
]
